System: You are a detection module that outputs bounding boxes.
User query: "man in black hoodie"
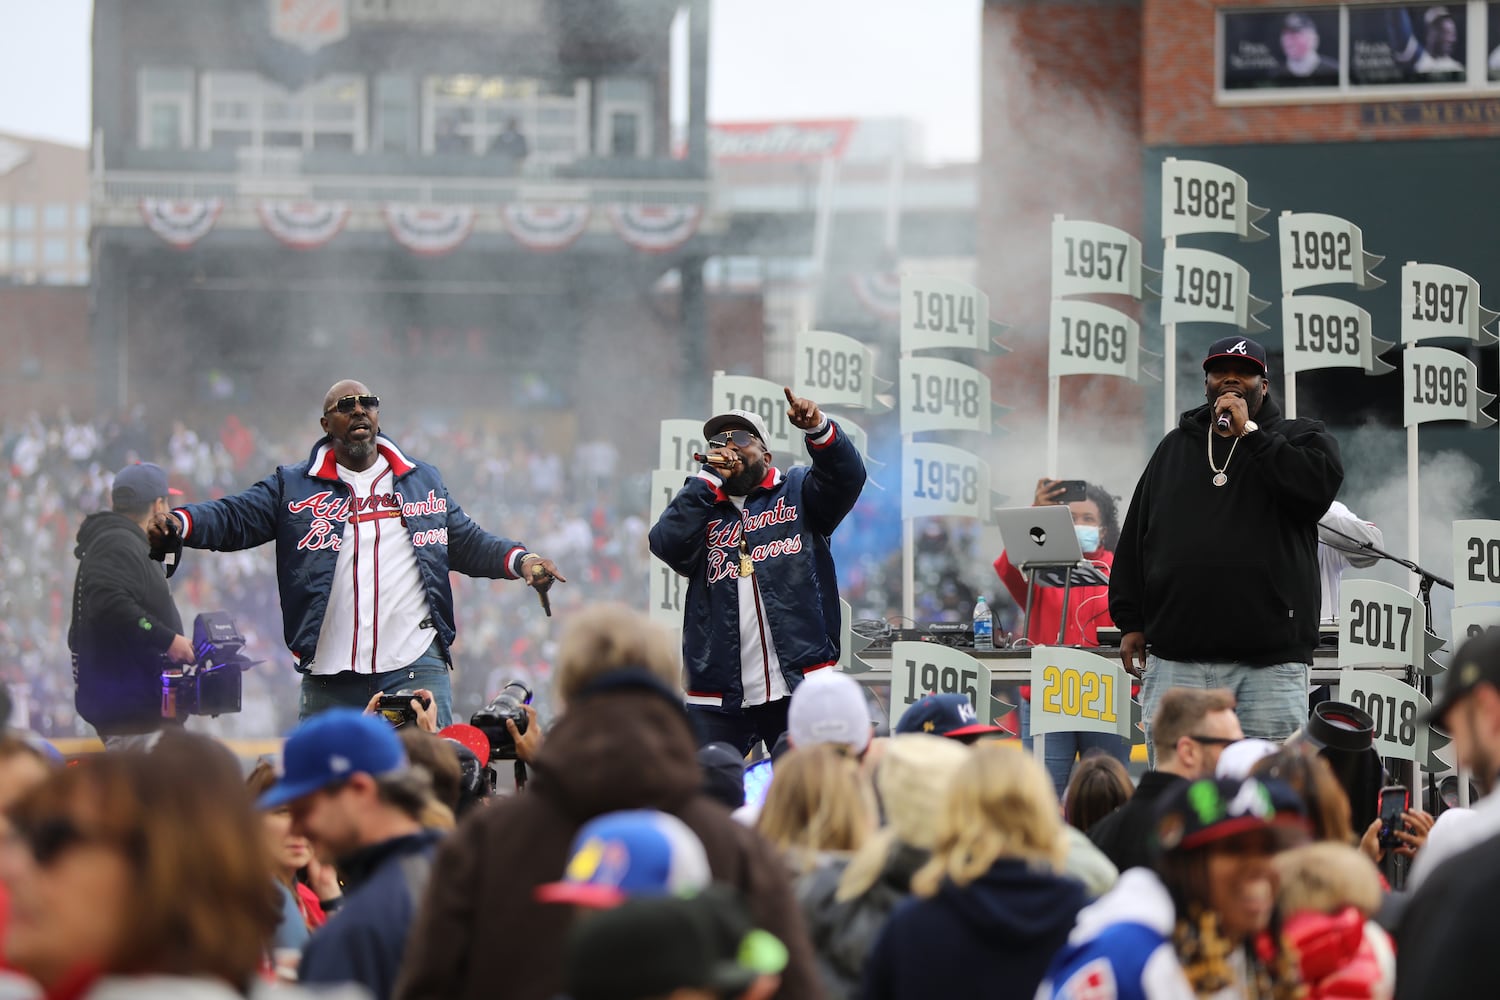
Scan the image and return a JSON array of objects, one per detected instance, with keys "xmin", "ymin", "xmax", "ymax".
[
  {"xmin": 69, "ymin": 462, "xmax": 195, "ymax": 748},
  {"xmin": 1109, "ymin": 337, "xmax": 1342, "ymax": 746}
]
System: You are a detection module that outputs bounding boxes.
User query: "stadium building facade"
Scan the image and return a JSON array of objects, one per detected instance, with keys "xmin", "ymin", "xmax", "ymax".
[{"xmin": 89, "ymin": 0, "xmax": 733, "ymax": 453}]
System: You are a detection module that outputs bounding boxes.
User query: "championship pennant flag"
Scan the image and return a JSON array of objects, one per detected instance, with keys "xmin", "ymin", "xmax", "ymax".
[{"xmin": 1161, "ymin": 159, "xmax": 1269, "ymax": 242}]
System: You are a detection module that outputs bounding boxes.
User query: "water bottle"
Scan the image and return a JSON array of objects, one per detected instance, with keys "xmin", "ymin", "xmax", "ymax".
[{"xmin": 972, "ymin": 595, "xmax": 993, "ymax": 651}]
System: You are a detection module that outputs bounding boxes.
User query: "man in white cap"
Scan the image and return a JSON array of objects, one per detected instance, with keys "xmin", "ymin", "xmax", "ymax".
[{"xmin": 651, "ymin": 387, "xmax": 866, "ymax": 754}]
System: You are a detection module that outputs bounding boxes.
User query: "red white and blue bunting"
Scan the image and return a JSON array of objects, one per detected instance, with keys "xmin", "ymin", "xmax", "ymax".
[
  {"xmin": 139, "ymin": 198, "xmax": 222, "ymax": 249},
  {"xmin": 606, "ymin": 203, "xmax": 703, "ymax": 253},
  {"xmin": 256, "ymin": 200, "xmax": 350, "ymax": 250},
  {"xmin": 849, "ymin": 270, "xmax": 902, "ymax": 321},
  {"xmin": 382, "ymin": 203, "xmax": 475, "ymax": 257},
  {"xmin": 501, "ymin": 203, "xmax": 591, "ymax": 252}
]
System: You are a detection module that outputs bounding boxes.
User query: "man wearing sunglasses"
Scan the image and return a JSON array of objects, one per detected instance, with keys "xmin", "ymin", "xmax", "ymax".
[
  {"xmin": 153, "ymin": 379, "xmax": 563, "ymax": 727},
  {"xmin": 650, "ymin": 387, "xmax": 866, "ymax": 754}
]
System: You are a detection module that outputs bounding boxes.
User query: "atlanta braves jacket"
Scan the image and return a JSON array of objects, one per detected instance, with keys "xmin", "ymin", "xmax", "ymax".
[
  {"xmin": 172, "ymin": 434, "xmax": 528, "ymax": 671},
  {"xmin": 649, "ymin": 420, "xmax": 865, "ymax": 711}
]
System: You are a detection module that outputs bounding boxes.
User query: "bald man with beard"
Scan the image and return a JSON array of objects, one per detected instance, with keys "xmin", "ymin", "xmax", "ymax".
[{"xmin": 153, "ymin": 380, "xmax": 563, "ymax": 726}]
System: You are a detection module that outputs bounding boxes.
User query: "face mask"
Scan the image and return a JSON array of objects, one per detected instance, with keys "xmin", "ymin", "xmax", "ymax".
[{"xmin": 1075, "ymin": 525, "xmax": 1101, "ymax": 553}]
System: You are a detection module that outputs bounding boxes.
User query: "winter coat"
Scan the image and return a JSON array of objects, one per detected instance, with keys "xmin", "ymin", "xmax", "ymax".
[
  {"xmin": 174, "ymin": 434, "xmax": 527, "ymax": 670},
  {"xmin": 861, "ymin": 858, "xmax": 1088, "ymax": 1000},
  {"xmin": 392, "ymin": 686, "xmax": 820, "ymax": 1000},
  {"xmin": 793, "ymin": 843, "xmax": 929, "ymax": 1000},
  {"xmin": 300, "ymin": 830, "xmax": 442, "ymax": 1000},
  {"xmin": 69, "ymin": 511, "xmax": 184, "ymax": 734},
  {"xmin": 649, "ymin": 421, "xmax": 865, "ymax": 711}
]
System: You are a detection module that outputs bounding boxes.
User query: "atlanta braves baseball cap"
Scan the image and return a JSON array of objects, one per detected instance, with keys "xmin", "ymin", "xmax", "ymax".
[
  {"xmin": 111, "ymin": 462, "xmax": 182, "ymax": 507},
  {"xmin": 894, "ymin": 693, "xmax": 1006, "ymax": 741},
  {"xmin": 258, "ymin": 708, "xmax": 408, "ymax": 809},
  {"xmin": 535, "ymin": 809, "xmax": 712, "ymax": 908},
  {"xmin": 703, "ymin": 409, "xmax": 771, "ymax": 445},
  {"xmin": 1203, "ymin": 336, "xmax": 1269, "ymax": 375}
]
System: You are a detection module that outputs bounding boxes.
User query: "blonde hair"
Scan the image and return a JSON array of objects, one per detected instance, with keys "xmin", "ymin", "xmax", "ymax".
[
  {"xmin": 554, "ymin": 603, "xmax": 682, "ymax": 706},
  {"xmin": 1274, "ymin": 841, "xmax": 1383, "ymax": 918},
  {"xmin": 835, "ymin": 734, "xmax": 970, "ymax": 902},
  {"xmin": 911, "ymin": 743, "xmax": 1065, "ymax": 897},
  {"xmin": 756, "ymin": 745, "xmax": 876, "ymax": 871}
]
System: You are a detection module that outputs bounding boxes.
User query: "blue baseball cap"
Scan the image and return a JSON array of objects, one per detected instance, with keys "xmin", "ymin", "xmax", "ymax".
[
  {"xmin": 895, "ymin": 693, "xmax": 1005, "ymax": 740},
  {"xmin": 258, "ymin": 708, "xmax": 408, "ymax": 810},
  {"xmin": 535, "ymin": 809, "xmax": 712, "ymax": 908},
  {"xmin": 112, "ymin": 462, "xmax": 181, "ymax": 507}
]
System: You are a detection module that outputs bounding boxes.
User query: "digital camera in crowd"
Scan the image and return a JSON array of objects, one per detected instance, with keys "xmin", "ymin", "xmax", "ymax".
[
  {"xmin": 470, "ymin": 681, "xmax": 533, "ymax": 761},
  {"xmin": 375, "ymin": 689, "xmax": 433, "ymax": 729},
  {"xmin": 161, "ymin": 612, "xmax": 262, "ymax": 720}
]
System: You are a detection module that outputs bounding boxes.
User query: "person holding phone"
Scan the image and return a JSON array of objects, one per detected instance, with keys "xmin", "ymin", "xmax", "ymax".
[{"xmin": 995, "ymin": 478, "xmax": 1128, "ymax": 795}]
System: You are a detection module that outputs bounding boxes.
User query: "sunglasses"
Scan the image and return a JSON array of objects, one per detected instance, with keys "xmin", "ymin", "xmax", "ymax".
[
  {"xmin": 707, "ymin": 429, "xmax": 760, "ymax": 449},
  {"xmin": 1187, "ymin": 734, "xmax": 1240, "ymax": 747},
  {"xmin": 325, "ymin": 394, "xmax": 380, "ymax": 415}
]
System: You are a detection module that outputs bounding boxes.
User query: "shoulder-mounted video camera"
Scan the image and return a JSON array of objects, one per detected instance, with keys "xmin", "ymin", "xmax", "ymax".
[
  {"xmin": 161, "ymin": 612, "xmax": 263, "ymax": 719},
  {"xmin": 470, "ymin": 681, "xmax": 533, "ymax": 761}
]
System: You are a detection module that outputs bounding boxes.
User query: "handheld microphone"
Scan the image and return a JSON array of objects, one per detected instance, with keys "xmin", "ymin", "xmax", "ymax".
[
  {"xmin": 1215, "ymin": 411, "xmax": 1232, "ymax": 432},
  {"xmin": 694, "ymin": 452, "xmax": 736, "ymax": 470}
]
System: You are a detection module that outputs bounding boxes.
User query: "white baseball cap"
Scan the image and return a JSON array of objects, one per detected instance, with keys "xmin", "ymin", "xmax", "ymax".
[
  {"xmin": 787, "ymin": 670, "xmax": 871, "ymax": 755},
  {"xmin": 703, "ymin": 409, "xmax": 771, "ymax": 445},
  {"xmin": 1214, "ymin": 738, "xmax": 1279, "ymax": 781}
]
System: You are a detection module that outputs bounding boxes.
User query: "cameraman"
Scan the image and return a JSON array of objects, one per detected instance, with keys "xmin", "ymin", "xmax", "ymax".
[{"xmin": 69, "ymin": 463, "xmax": 195, "ymax": 749}]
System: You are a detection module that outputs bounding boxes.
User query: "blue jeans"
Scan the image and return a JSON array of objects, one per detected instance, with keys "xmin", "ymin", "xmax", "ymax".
[
  {"xmin": 298, "ymin": 640, "xmax": 454, "ymax": 728},
  {"xmin": 1019, "ymin": 701, "xmax": 1131, "ymax": 800},
  {"xmin": 1139, "ymin": 655, "xmax": 1308, "ymax": 761}
]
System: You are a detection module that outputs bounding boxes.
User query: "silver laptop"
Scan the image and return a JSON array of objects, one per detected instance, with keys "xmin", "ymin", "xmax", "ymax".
[{"xmin": 994, "ymin": 504, "xmax": 1086, "ymax": 568}]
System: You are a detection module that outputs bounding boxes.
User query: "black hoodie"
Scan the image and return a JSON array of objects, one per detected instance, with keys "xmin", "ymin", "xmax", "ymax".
[
  {"xmin": 69, "ymin": 510, "xmax": 183, "ymax": 733},
  {"xmin": 861, "ymin": 857, "xmax": 1088, "ymax": 1000},
  {"xmin": 1109, "ymin": 397, "xmax": 1342, "ymax": 665}
]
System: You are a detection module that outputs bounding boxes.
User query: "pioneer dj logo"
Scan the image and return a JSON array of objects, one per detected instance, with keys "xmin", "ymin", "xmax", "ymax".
[{"xmin": 1029, "ymin": 527, "xmax": 1047, "ymax": 545}]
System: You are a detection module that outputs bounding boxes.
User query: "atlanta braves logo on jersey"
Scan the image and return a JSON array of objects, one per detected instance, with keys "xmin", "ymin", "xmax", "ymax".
[{"xmin": 291, "ymin": 488, "xmax": 450, "ymax": 551}]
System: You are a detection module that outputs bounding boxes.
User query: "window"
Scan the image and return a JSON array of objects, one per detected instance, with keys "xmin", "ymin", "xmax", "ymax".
[
  {"xmin": 13, "ymin": 240, "xmax": 35, "ymax": 264},
  {"xmin": 73, "ymin": 238, "xmax": 88, "ymax": 262},
  {"xmin": 43, "ymin": 271, "xmax": 70, "ymax": 285},
  {"xmin": 374, "ymin": 75, "xmax": 416, "ymax": 153},
  {"xmin": 609, "ymin": 112, "xmax": 641, "ymax": 157},
  {"xmin": 596, "ymin": 77, "xmax": 652, "ymax": 159},
  {"xmin": 13, "ymin": 205, "xmax": 34, "ymax": 231},
  {"xmin": 200, "ymin": 72, "xmax": 366, "ymax": 153},
  {"xmin": 74, "ymin": 203, "xmax": 88, "ymax": 228},
  {"xmin": 43, "ymin": 204, "xmax": 67, "ymax": 230},
  {"xmin": 42, "ymin": 239, "xmax": 66, "ymax": 264},
  {"xmin": 138, "ymin": 67, "xmax": 194, "ymax": 149},
  {"xmin": 0, "ymin": 202, "xmax": 8, "ymax": 232},
  {"xmin": 423, "ymin": 74, "xmax": 588, "ymax": 162}
]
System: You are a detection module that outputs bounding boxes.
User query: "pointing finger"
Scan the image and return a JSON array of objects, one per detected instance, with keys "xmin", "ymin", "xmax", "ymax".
[{"xmin": 783, "ymin": 386, "xmax": 796, "ymax": 405}]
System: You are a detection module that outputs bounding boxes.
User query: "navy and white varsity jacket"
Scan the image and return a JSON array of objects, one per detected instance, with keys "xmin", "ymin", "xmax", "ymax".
[
  {"xmin": 649, "ymin": 419, "xmax": 866, "ymax": 712},
  {"xmin": 172, "ymin": 434, "xmax": 528, "ymax": 671}
]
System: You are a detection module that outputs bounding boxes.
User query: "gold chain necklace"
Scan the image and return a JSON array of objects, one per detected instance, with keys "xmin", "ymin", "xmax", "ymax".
[{"xmin": 1208, "ymin": 431, "xmax": 1238, "ymax": 487}]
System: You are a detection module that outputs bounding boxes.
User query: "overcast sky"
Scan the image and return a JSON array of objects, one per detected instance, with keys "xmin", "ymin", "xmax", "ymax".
[{"xmin": 0, "ymin": 0, "xmax": 979, "ymax": 163}]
